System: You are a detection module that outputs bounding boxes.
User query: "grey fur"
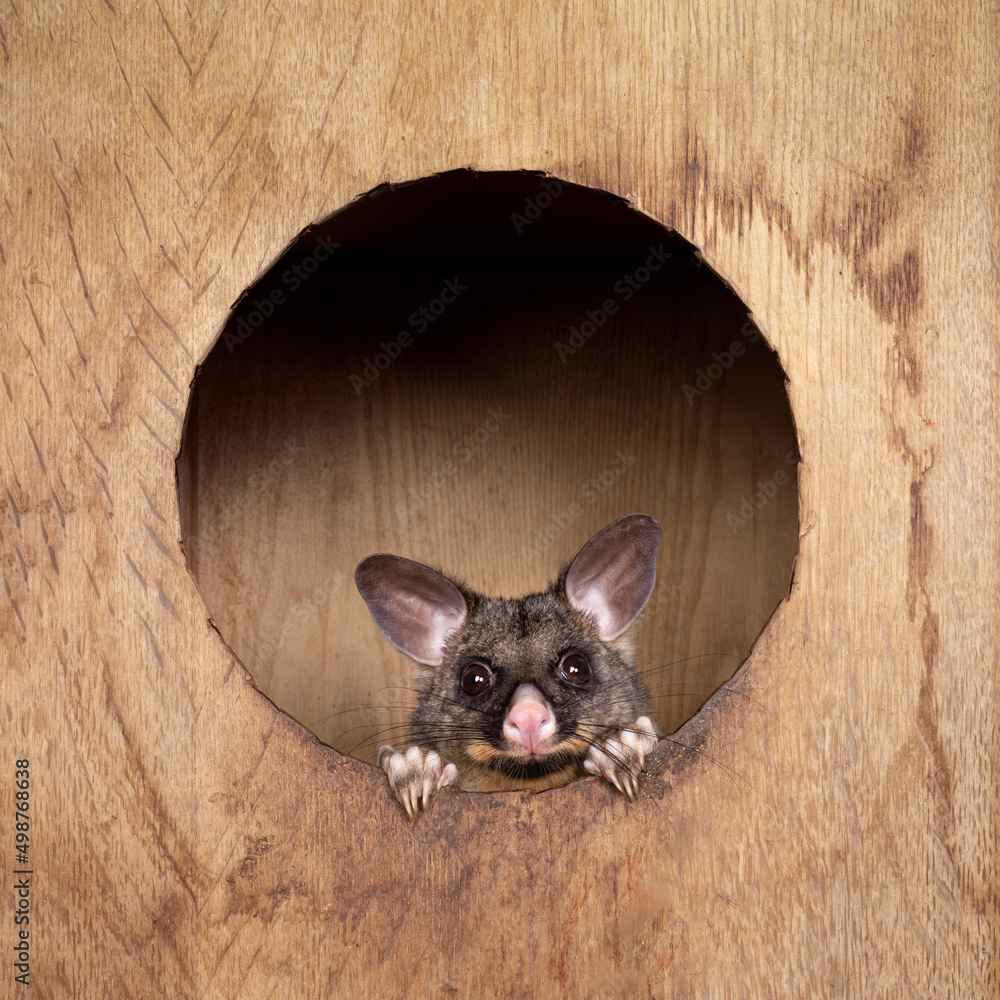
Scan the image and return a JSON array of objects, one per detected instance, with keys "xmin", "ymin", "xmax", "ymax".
[{"xmin": 410, "ymin": 577, "xmax": 654, "ymax": 784}]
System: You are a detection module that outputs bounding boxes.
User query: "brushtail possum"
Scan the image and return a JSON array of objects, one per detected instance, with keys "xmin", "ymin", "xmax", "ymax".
[{"xmin": 355, "ymin": 513, "xmax": 661, "ymax": 817}]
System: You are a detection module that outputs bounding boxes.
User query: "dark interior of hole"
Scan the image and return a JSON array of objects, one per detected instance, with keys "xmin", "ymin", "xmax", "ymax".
[{"xmin": 178, "ymin": 170, "xmax": 799, "ymax": 765}]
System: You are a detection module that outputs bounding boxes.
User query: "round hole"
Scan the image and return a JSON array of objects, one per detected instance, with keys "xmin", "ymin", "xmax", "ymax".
[{"xmin": 177, "ymin": 170, "xmax": 798, "ymax": 768}]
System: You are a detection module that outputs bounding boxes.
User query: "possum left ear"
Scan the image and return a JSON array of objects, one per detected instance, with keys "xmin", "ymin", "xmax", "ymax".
[
  {"xmin": 564, "ymin": 514, "xmax": 662, "ymax": 640},
  {"xmin": 355, "ymin": 554, "xmax": 468, "ymax": 666}
]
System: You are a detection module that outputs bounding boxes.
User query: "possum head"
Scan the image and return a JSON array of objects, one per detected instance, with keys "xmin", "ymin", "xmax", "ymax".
[{"xmin": 355, "ymin": 513, "xmax": 661, "ymax": 792}]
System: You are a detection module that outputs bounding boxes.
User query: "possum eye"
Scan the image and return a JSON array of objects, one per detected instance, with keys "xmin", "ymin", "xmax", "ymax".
[
  {"xmin": 460, "ymin": 661, "xmax": 495, "ymax": 697},
  {"xmin": 558, "ymin": 652, "xmax": 592, "ymax": 687}
]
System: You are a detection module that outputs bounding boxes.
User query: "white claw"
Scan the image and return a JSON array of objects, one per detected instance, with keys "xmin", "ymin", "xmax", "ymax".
[
  {"xmin": 379, "ymin": 744, "xmax": 457, "ymax": 819},
  {"xmin": 624, "ymin": 716, "xmax": 659, "ymax": 761},
  {"xmin": 585, "ymin": 716, "xmax": 659, "ymax": 800}
]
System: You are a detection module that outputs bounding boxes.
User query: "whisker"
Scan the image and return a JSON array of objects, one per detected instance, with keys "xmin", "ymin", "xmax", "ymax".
[
  {"xmin": 657, "ymin": 736, "xmax": 751, "ymax": 787},
  {"xmin": 634, "ymin": 652, "xmax": 743, "ymax": 678}
]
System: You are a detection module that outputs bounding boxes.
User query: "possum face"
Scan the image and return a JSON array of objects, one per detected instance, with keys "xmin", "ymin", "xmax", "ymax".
[{"xmin": 409, "ymin": 587, "xmax": 653, "ymax": 791}]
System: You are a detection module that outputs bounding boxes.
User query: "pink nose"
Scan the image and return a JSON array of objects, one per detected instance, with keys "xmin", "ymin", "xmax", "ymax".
[{"xmin": 503, "ymin": 684, "xmax": 557, "ymax": 754}]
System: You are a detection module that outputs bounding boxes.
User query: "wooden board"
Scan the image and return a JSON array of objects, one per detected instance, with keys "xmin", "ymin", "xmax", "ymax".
[{"xmin": 1, "ymin": 3, "xmax": 997, "ymax": 998}]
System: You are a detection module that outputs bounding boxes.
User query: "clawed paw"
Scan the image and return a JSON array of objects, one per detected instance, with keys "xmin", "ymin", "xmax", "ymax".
[
  {"xmin": 583, "ymin": 716, "xmax": 659, "ymax": 800},
  {"xmin": 378, "ymin": 745, "xmax": 458, "ymax": 819}
]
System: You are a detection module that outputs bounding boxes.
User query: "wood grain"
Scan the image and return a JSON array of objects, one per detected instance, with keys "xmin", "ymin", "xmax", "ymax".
[{"xmin": 1, "ymin": 2, "xmax": 996, "ymax": 998}]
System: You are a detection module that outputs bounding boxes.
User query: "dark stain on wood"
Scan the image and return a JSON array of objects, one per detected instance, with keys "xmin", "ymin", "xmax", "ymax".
[{"xmin": 671, "ymin": 117, "xmax": 926, "ymax": 328}]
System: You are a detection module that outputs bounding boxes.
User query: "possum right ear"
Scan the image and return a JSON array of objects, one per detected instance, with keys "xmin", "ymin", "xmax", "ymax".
[
  {"xmin": 355, "ymin": 554, "xmax": 468, "ymax": 666},
  {"xmin": 564, "ymin": 513, "xmax": 662, "ymax": 640}
]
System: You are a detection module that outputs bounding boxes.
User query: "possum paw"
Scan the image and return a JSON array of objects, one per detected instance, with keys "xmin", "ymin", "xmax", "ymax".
[
  {"xmin": 378, "ymin": 745, "xmax": 459, "ymax": 819},
  {"xmin": 583, "ymin": 716, "xmax": 659, "ymax": 800}
]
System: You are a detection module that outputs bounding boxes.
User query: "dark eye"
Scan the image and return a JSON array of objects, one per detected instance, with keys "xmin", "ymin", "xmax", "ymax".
[
  {"xmin": 460, "ymin": 661, "xmax": 495, "ymax": 697},
  {"xmin": 558, "ymin": 652, "xmax": 592, "ymax": 687}
]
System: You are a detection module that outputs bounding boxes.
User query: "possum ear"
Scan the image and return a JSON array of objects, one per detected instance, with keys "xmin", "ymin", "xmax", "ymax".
[
  {"xmin": 355, "ymin": 554, "xmax": 467, "ymax": 666},
  {"xmin": 564, "ymin": 514, "xmax": 662, "ymax": 640}
]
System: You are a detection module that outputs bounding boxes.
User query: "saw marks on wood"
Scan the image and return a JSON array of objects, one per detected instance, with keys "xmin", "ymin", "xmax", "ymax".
[{"xmin": 0, "ymin": 2, "xmax": 996, "ymax": 997}]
